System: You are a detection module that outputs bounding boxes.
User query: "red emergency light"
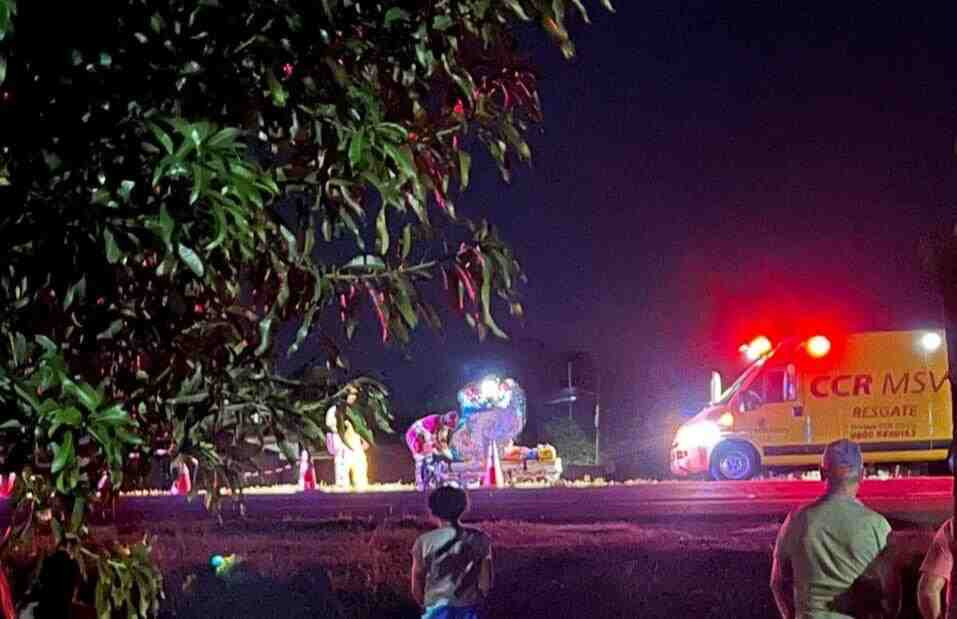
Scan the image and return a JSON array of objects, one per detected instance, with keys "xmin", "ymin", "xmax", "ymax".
[
  {"xmin": 806, "ymin": 335, "xmax": 831, "ymax": 358},
  {"xmin": 740, "ymin": 335, "xmax": 772, "ymax": 361}
]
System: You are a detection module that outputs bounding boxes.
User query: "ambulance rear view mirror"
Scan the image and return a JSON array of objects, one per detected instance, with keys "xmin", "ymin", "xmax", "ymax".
[
  {"xmin": 785, "ymin": 364, "xmax": 797, "ymax": 401},
  {"xmin": 710, "ymin": 371, "xmax": 722, "ymax": 403}
]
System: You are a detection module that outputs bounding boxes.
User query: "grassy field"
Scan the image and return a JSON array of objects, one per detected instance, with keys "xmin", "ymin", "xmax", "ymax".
[{"xmin": 139, "ymin": 514, "xmax": 937, "ymax": 619}]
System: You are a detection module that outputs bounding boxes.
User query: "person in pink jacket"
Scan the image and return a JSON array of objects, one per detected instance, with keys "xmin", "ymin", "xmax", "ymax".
[{"xmin": 406, "ymin": 412, "xmax": 459, "ymax": 491}]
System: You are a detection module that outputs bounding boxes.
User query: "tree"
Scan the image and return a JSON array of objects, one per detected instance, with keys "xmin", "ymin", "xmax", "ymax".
[
  {"xmin": 0, "ymin": 0, "xmax": 612, "ymax": 615},
  {"xmin": 541, "ymin": 416, "xmax": 593, "ymax": 466}
]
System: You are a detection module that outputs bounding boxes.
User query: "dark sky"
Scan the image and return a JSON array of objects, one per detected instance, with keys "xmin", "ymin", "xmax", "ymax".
[{"xmin": 294, "ymin": 3, "xmax": 957, "ymax": 434}]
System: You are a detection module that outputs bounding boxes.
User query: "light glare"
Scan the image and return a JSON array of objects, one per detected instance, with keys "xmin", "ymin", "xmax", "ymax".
[
  {"xmin": 921, "ymin": 332, "xmax": 943, "ymax": 353},
  {"xmin": 807, "ymin": 335, "xmax": 831, "ymax": 358},
  {"xmin": 741, "ymin": 336, "xmax": 772, "ymax": 361}
]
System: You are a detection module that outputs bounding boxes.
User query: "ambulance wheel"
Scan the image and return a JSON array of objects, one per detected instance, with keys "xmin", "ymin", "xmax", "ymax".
[{"xmin": 710, "ymin": 441, "xmax": 759, "ymax": 481}]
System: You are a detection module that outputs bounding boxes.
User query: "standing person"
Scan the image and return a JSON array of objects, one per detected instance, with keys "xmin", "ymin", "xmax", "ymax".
[
  {"xmin": 770, "ymin": 439, "xmax": 897, "ymax": 618},
  {"xmin": 411, "ymin": 486, "xmax": 492, "ymax": 619},
  {"xmin": 917, "ymin": 517, "xmax": 955, "ymax": 618},
  {"xmin": 17, "ymin": 551, "xmax": 95, "ymax": 618},
  {"xmin": 324, "ymin": 389, "xmax": 369, "ymax": 490},
  {"xmin": 406, "ymin": 412, "xmax": 459, "ymax": 491}
]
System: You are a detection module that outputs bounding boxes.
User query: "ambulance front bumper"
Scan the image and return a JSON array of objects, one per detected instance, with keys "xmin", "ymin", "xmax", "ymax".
[{"xmin": 670, "ymin": 444, "xmax": 709, "ymax": 476}]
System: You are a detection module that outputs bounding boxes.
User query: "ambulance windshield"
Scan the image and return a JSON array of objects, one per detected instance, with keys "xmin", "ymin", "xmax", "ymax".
[{"xmin": 715, "ymin": 357, "xmax": 767, "ymax": 405}]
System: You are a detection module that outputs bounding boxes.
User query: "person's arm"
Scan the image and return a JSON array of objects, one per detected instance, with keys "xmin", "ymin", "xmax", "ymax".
[
  {"xmin": 411, "ymin": 553, "xmax": 426, "ymax": 607},
  {"xmin": 478, "ymin": 546, "xmax": 494, "ymax": 597},
  {"xmin": 918, "ymin": 573, "xmax": 946, "ymax": 619},
  {"xmin": 770, "ymin": 514, "xmax": 794, "ymax": 619},
  {"xmin": 867, "ymin": 517, "xmax": 901, "ymax": 618},
  {"xmin": 770, "ymin": 554, "xmax": 795, "ymax": 619},
  {"xmin": 918, "ymin": 519, "xmax": 954, "ymax": 619}
]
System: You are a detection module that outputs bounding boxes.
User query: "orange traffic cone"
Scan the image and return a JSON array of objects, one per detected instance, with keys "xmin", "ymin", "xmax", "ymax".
[
  {"xmin": 299, "ymin": 450, "xmax": 317, "ymax": 491},
  {"xmin": 171, "ymin": 461, "xmax": 191, "ymax": 496},
  {"xmin": 483, "ymin": 441, "xmax": 504, "ymax": 488}
]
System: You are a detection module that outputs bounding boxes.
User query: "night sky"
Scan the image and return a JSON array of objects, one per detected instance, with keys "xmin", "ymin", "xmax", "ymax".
[{"xmin": 293, "ymin": 4, "xmax": 957, "ymax": 437}]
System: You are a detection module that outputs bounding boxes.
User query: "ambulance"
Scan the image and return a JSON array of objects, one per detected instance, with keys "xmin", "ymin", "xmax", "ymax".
[{"xmin": 670, "ymin": 330, "xmax": 952, "ymax": 480}]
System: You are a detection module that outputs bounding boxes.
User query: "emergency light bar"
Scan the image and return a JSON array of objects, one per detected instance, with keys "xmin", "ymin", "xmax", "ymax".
[
  {"xmin": 740, "ymin": 336, "xmax": 772, "ymax": 361},
  {"xmin": 806, "ymin": 335, "xmax": 831, "ymax": 358}
]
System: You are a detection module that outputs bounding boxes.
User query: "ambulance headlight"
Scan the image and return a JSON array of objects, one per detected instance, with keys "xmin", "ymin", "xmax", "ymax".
[{"xmin": 675, "ymin": 422, "xmax": 722, "ymax": 449}]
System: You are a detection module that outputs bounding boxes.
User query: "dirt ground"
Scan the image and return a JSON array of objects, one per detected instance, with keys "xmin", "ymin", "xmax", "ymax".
[{"xmin": 137, "ymin": 515, "xmax": 938, "ymax": 619}]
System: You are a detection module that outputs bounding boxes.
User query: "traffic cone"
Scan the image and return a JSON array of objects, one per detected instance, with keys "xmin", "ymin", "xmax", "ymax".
[
  {"xmin": 0, "ymin": 473, "xmax": 14, "ymax": 499},
  {"xmin": 483, "ymin": 441, "xmax": 503, "ymax": 488},
  {"xmin": 299, "ymin": 450, "xmax": 317, "ymax": 491},
  {"xmin": 492, "ymin": 441, "xmax": 504, "ymax": 487},
  {"xmin": 171, "ymin": 461, "xmax": 191, "ymax": 496}
]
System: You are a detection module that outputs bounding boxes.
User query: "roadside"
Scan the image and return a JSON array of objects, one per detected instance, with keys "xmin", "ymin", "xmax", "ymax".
[{"xmin": 144, "ymin": 517, "xmax": 935, "ymax": 618}]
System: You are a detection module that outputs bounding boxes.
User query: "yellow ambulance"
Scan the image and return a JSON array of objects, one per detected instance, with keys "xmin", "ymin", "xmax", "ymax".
[{"xmin": 670, "ymin": 330, "xmax": 952, "ymax": 480}]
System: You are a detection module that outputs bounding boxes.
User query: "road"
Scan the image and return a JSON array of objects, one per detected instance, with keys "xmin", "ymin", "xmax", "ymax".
[{"xmin": 3, "ymin": 477, "xmax": 955, "ymax": 528}]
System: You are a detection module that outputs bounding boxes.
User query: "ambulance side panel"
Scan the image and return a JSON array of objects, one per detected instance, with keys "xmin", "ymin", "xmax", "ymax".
[{"xmin": 762, "ymin": 331, "xmax": 951, "ymax": 467}]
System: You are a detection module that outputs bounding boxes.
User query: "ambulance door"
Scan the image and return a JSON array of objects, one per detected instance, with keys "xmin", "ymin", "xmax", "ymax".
[{"xmin": 738, "ymin": 365, "xmax": 811, "ymax": 465}]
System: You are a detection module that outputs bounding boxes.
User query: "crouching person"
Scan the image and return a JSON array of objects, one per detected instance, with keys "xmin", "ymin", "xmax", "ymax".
[
  {"xmin": 412, "ymin": 486, "xmax": 492, "ymax": 619},
  {"xmin": 771, "ymin": 439, "xmax": 898, "ymax": 618}
]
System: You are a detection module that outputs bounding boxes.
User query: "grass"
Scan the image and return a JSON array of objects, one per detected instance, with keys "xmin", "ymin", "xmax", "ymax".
[{"xmin": 136, "ymin": 515, "xmax": 937, "ymax": 618}]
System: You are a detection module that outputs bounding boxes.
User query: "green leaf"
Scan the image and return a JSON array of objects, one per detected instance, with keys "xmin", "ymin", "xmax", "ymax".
[
  {"xmin": 382, "ymin": 143, "xmax": 416, "ymax": 179},
  {"xmin": 64, "ymin": 380, "xmax": 102, "ymax": 412},
  {"xmin": 205, "ymin": 204, "xmax": 228, "ymax": 250},
  {"xmin": 348, "ymin": 130, "xmax": 365, "ymax": 168},
  {"xmin": 504, "ymin": 0, "xmax": 531, "ymax": 19},
  {"xmin": 148, "ymin": 122, "xmax": 174, "ymax": 155},
  {"xmin": 35, "ymin": 334, "xmax": 57, "ymax": 353},
  {"xmin": 384, "ymin": 7, "xmax": 410, "ymax": 26},
  {"xmin": 400, "ymin": 224, "xmax": 412, "ymax": 260},
  {"xmin": 394, "ymin": 284, "xmax": 418, "ymax": 329},
  {"xmin": 63, "ymin": 276, "xmax": 86, "ymax": 310},
  {"xmin": 458, "ymin": 150, "xmax": 471, "ymax": 191},
  {"xmin": 0, "ymin": 419, "xmax": 21, "ymax": 431},
  {"xmin": 342, "ymin": 254, "xmax": 386, "ymax": 270},
  {"xmin": 50, "ymin": 518, "xmax": 65, "ymax": 545},
  {"xmin": 266, "ymin": 70, "xmax": 288, "ymax": 107},
  {"xmin": 92, "ymin": 404, "xmax": 129, "ymax": 426},
  {"xmin": 53, "ymin": 406, "xmax": 83, "ymax": 429},
  {"xmin": 103, "ymin": 228, "xmax": 122, "ymax": 263},
  {"xmin": 70, "ymin": 496, "xmax": 86, "ymax": 533},
  {"xmin": 118, "ymin": 180, "xmax": 135, "ymax": 202},
  {"xmin": 207, "ymin": 126, "xmax": 241, "ymax": 149},
  {"xmin": 115, "ymin": 425, "xmax": 144, "ymax": 446},
  {"xmin": 156, "ymin": 204, "xmax": 175, "ymax": 249},
  {"xmin": 255, "ymin": 317, "xmax": 273, "ymax": 356},
  {"xmin": 96, "ymin": 319, "xmax": 124, "ymax": 341},
  {"xmin": 177, "ymin": 243, "xmax": 205, "ymax": 277},
  {"xmin": 480, "ymin": 258, "xmax": 507, "ymax": 339},
  {"xmin": 0, "ymin": 56, "xmax": 6, "ymax": 87},
  {"xmin": 375, "ymin": 206, "xmax": 389, "ymax": 254},
  {"xmin": 51, "ymin": 431, "xmax": 75, "ymax": 474}
]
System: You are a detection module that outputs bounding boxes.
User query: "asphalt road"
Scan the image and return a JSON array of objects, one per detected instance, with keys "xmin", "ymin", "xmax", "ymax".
[{"xmin": 3, "ymin": 477, "xmax": 955, "ymax": 528}]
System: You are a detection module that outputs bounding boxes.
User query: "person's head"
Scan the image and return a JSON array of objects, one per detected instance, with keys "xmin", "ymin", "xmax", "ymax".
[
  {"xmin": 441, "ymin": 411, "xmax": 459, "ymax": 429},
  {"xmin": 821, "ymin": 439, "xmax": 863, "ymax": 496},
  {"xmin": 33, "ymin": 550, "xmax": 80, "ymax": 616},
  {"xmin": 428, "ymin": 485, "xmax": 469, "ymax": 525}
]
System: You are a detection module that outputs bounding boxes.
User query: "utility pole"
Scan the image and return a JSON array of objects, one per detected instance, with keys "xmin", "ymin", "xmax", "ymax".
[
  {"xmin": 594, "ymin": 370, "xmax": 601, "ymax": 465},
  {"xmin": 567, "ymin": 359, "xmax": 573, "ymax": 420}
]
